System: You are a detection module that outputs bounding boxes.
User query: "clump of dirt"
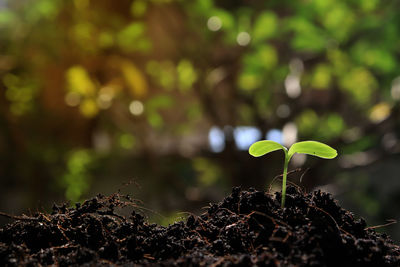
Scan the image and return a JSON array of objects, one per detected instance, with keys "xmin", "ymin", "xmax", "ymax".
[{"xmin": 0, "ymin": 186, "xmax": 399, "ymax": 266}]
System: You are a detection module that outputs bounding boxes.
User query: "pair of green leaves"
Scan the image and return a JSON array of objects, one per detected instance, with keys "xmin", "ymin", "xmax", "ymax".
[
  {"xmin": 248, "ymin": 140, "xmax": 337, "ymax": 208},
  {"xmin": 249, "ymin": 140, "xmax": 337, "ymax": 160}
]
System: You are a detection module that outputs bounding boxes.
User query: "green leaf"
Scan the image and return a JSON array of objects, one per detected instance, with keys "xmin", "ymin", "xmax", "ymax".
[
  {"xmin": 252, "ymin": 11, "xmax": 278, "ymax": 43},
  {"xmin": 288, "ymin": 141, "xmax": 337, "ymax": 159},
  {"xmin": 249, "ymin": 140, "xmax": 286, "ymax": 157}
]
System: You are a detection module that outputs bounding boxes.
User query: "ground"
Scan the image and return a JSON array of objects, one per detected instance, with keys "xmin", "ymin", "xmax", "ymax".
[{"xmin": 0, "ymin": 186, "xmax": 399, "ymax": 266}]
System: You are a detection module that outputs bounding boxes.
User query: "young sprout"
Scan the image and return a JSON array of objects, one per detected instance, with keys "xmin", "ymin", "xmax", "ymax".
[{"xmin": 248, "ymin": 140, "xmax": 337, "ymax": 208}]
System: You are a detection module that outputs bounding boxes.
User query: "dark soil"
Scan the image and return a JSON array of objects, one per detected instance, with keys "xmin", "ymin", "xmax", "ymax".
[{"xmin": 0, "ymin": 186, "xmax": 399, "ymax": 266}]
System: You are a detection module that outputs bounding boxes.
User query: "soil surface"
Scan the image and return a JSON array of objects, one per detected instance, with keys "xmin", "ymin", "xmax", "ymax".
[{"xmin": 0, "ymin": 186, "xmax": 399, "ymax": 266}]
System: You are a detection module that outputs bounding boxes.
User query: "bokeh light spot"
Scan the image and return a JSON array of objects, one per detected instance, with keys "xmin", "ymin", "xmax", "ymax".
[
  {"xmin": 369, "ymin": 102, "xmax": 391, "ymax": 123},
  {"xmin": 208, "ymin": 126, "xmax": 225, "ymax": 153},
  {"xmin": 97, "ymin": 94, "xmax": 112, "ymax": 109},
  {"xmin": 237, "ymin": 32, "xmax": 251, "ymax": 46},
  {"xmin": 129, "ymin": 100, "xmax": 144, "ymax": 116},
  {"xmin": 65, "ymin": 92, "xmax": 81, "ymax": 107},
  {"xmin": 266, "ymin": 129, "xmax": 283, "ymax": 144},
  {"xmin": 285, "ymin": 74, "xmax": 301, "ymax": 98},
  {"xmin": 207, "ymin": 16, "xmax": 222, "ymax": 31},
  {"xmin": 391, "ymin": 77, "xmax": 400, "ymax": 100},
  {"xmin": 282, "ymin": 122, "xmax": 298, "ymax": 146},
  {"xmin": 233, "ymin": 126, "xmax": 261, "ymax": 150}
]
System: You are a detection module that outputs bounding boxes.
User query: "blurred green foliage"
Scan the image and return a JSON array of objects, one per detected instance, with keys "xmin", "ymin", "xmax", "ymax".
[
  {"xmin": 1, "ymin": 0, "xmax": 400, "ymax": 237},
  {"xmin": 62, "ymin": 149, "xmax": 93, "ymax": 202}
]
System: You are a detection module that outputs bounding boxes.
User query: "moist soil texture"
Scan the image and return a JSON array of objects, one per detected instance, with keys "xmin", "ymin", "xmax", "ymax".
[{"xmin": 0, "ymin": 186, "xmax": 399, "ymax": 266}]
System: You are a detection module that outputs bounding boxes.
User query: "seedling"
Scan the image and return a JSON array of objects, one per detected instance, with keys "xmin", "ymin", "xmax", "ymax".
[{"xmin": 248, "ymin": 140, "xmax": 337, "ymax": 208}]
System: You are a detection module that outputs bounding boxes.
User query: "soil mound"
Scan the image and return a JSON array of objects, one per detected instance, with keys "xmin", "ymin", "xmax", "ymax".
[{"xmin": 0, "ymin": 186, "xmax": 399, "ymax": 266}]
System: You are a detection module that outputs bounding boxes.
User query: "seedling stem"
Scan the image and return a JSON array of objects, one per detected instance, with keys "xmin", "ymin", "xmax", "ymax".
[
  {"xmin": 248, "ymin": 140, "xmax": 337, "ymax": 208},
  {"xmin": 282, "ymin": 151, "xmax": 289, "ymax": 208}
]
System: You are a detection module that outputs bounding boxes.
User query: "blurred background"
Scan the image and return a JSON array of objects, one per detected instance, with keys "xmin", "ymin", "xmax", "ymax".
[{"xmin": 0, "ymin": 0, "xmax": 400, "ymax": 240}]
